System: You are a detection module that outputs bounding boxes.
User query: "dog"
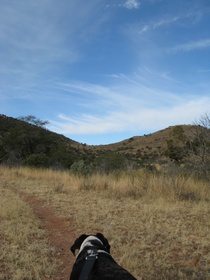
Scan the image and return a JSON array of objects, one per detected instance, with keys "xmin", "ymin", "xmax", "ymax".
[{"xmin": 70, "ymin": 233, "xmax": 137, "ymax": 280}]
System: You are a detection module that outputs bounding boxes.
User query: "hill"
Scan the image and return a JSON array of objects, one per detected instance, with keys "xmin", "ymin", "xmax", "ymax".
[
  {"xmin": 0, "ymin": 114, "xmax": 200, "ymax": 171},
  {"xmin": 0, "ymin": 114, "xmax": 86, "ymax": 168},
  {"xmin": 83, "ymin": 124, "xmax": 198, "ymax": 169}
]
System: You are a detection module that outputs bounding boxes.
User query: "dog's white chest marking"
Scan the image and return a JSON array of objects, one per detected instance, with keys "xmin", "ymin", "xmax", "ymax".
[{"xmin": 77, "ymin": 236, "xmax": 103, "ymax": 257}]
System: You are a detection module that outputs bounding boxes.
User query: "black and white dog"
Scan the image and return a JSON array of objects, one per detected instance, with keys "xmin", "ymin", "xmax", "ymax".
[{"xmin": 70, "ymin": 233, "xmax": 137, "ymax": 280}]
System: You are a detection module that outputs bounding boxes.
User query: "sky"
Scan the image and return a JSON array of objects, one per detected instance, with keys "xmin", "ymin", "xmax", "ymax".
[{"xmin": 1, "ymin": 0, "xmax": 210, "ymax": 145}]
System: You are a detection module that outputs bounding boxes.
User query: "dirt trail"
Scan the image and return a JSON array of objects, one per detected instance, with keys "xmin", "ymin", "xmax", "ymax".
[{"xmin": 19, "ymin": 192, "xmax": 76, "ymax": 280}]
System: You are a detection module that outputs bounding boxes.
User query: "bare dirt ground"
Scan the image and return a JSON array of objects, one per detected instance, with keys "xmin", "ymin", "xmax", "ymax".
[{"xmin": 18, "ymin": 192, "xmax": 76, "ymax": 280}]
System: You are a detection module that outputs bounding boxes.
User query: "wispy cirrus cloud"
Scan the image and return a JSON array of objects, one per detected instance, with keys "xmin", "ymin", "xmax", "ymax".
[
  {"xmin": 0, "ymin": 0, "xmax": 109, "ymax": 80},
  {"xmin": 49, "ymin": 96, "xmax": 210, "ymax": 136},
  {"xmin": 153, "ymin": 17, "xmax": 180, "ymax": 28},
  {"xmin": 138, "ymin": 16, "xmax": 180, "ymax": 34},
  {"xmin": 48, "ymin": 71, "xmax": 210, "ymax": 137},
  {"xmin": 170, "ymin": 38, "xmax": 210, "ymax": 53},
  {"xmin": 137, "ymin": 8, "xmax": 206, "ymax": 35},
  {"xmin": 0, "ymin": 0, "xmax": 113, "ymax": 104}
]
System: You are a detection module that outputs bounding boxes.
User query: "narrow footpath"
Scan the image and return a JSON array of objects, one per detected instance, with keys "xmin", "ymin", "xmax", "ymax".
[{"xmin": 19, "ymin": 192, "xmax": 76, "ymax": 280}]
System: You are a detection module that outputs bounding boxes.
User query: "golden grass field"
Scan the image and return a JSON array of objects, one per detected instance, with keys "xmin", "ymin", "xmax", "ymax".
[{"xmin": 1, "ymin": 166, "xmax": 210, "ymax": 279}]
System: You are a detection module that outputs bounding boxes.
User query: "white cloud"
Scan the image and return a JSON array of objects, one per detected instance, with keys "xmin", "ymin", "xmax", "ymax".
[
  {"xmin": 170, "ymin": 39, "xmax": 210, "ymax": 52},
  {"xmin": 106, "ymin": 0, "xmax": 141, "ymax": 10},
  {"xmin": 48, "ymin": 72, "xmax": 210, "ymax": 137},
  {"xmin": 152, "ymin": 17, "xmax": 179, "ymax": 28},
  {"xmin": 123, "ymin": 0, "xmax": 141, "ymax": 10},
  {"xmin": 138, "ymin": 25, "xmax": 149, "ymax": 34},
  {"xmin": 49, "ymin": 96, "xmax": 210, "ymax": 136},
  {"xmin": 137, "ymin": 16, "xmax": 180, "ymax": 35}
]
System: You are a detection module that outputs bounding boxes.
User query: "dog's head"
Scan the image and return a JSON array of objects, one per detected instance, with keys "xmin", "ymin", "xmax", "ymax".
[{"xmin": 70, "ymin": 233, "xmax": 111, "ymax": 256}]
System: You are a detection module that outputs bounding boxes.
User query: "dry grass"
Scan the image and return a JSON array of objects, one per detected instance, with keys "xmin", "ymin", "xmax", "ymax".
[
  {"xmin": 1, "ymin": 166, "xmax": 210, "ymax": 279},
  {"xmin": 0, "ymin": 171, "xmax": 59, "ymax": 280}
]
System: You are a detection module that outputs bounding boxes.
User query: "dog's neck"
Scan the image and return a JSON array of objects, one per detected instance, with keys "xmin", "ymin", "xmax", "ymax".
[{"xmin": 76, "ymin": 236, "xmax": 104, "ymax": 258}]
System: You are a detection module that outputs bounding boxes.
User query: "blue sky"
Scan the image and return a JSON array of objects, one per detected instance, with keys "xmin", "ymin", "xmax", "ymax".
[{"xmin": 1, "ymin": 0, "xmax": 210, "ymax": 145}]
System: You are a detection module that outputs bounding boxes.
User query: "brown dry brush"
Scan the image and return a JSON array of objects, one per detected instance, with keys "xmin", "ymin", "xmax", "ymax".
[{"xmin": 1, "ymin": 166, "xmax": 210, "ymax": 279}]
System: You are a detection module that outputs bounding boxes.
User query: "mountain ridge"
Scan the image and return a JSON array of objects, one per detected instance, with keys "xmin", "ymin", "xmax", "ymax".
[{"xmin": 0, "ymin": 114, "xmax": 196, "ymax": 170}]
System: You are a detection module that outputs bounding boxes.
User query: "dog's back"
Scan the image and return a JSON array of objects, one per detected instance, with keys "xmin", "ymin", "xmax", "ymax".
[{"xmin": 89, "ymin": 254, "xmax": 136, "ymax": 280}]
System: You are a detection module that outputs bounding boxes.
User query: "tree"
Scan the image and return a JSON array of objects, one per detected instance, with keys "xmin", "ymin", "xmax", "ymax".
[
  {"xmin": 189, "ymin": 113, "xmax": 210, "ymax": 178},
  {"xmin": 24, "ymin": 153, "xmax": 50, "ymax": 168},
  {"xmin": 93, "ymin": 152, "xmax": 127, "ymax": 174},
  {"xmin": 70, "ymin": 160, "xmax": 93, "ymax": 176},
  {"xmin": 165, "ymin": 126, "xmax": 188, "ymax": 163},
  {"xmin": 165, "ymin": 115, "xmax": 210, "ymax": 179},
  {"xmin": 18, "ymin": 115, "xmax": 49, "ymax": 128}
]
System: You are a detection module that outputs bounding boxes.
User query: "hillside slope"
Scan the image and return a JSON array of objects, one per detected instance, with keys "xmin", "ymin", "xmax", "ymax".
[
  {"xmin": 0, "ymin": 114, "xmax": 86, "ymax": 168},
  {"xmin": 0, "ymin": 114, "xmax": 195, "ymax": 169}
]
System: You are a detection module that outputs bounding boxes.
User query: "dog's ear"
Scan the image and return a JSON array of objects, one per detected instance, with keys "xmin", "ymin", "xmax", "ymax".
[
  {"xmin": 70, "ymin": 234, "xmax": 89, "ymax": 256},
  {"xmin": 96, "ymin": 233, "xmax": 111, "ymax": 253}
]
